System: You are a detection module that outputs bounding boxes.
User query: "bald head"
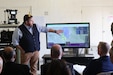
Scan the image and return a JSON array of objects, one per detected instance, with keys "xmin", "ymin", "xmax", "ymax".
[
  {"xmin": 4, "ymin": 46, "xmax": 16, "ymax": 62},
  {"xmin": 4, "ymin": 46, "xmax": 14, "ymax": 53},
  {"xmin": 51, "ymin": 44, "xmax": 63, "ymax": 59}
]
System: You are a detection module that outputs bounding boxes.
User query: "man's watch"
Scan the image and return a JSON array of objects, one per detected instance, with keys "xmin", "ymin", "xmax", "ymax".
[{"xmin": 54, "ymin": 30, "xmax": 57, "ymax": 33}]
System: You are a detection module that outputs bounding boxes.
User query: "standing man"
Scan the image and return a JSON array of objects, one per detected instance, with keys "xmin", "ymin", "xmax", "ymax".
[{"xmin": 12, "ymin": 14, "xmax": 63, "ymax": 75}]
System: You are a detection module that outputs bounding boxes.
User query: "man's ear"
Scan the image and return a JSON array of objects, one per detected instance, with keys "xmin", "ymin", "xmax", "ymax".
[
  {"xmin": 25, "ymin": 21, "xmax": 27, "ymax": 24},
  {"xmin": 61, "ymin": 52, "xmax": 63, "ymax": 57},
  {"xmin": 98, "ymin": 48, "xmax": 101, "ymax": 55}
]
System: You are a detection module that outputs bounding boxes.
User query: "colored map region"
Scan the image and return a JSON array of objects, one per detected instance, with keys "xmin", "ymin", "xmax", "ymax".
[{"xmin": 47, "ymin": 27, "xmax": 88, "ymax": 44}]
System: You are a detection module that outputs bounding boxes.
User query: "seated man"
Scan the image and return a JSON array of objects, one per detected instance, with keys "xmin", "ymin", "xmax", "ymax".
[
  {"xmin": 83, "ymin": 42, "xmax": 113, "ymax": 75},
  {"xmin": 1, "ymin": 46, "xmax": 31, "ymax": 75},
  {"xmin": 41, "ymin": 44, "xmax": 80, "ymax": 75}
]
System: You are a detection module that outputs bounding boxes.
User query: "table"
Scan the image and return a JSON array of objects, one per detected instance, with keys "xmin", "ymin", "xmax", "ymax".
[{"xmin": 42, "ymin": 54, "xmax": 94, "ymax": 66}]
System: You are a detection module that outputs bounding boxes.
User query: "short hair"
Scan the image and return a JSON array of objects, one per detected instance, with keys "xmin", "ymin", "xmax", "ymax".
[
  {"xmin": 23, "ymin": 14, "xmax": 33, "ymax": 23},
  {"xmin": 98, "ymin": 42, "xmax": 110, "ymax": 54}
]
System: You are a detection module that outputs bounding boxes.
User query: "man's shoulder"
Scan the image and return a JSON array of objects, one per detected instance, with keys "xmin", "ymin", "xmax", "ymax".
[
  {"xmin": 65, "ymin": 61, "xmax": 73, "ymax": 67},
  {"xmin": 18, "ymin": 63, "xmax": 28, "ymax": 66},
  {"xmin": 18, "ymin": 24, "xmax": 24, "ymax": 28},
  {"xmin": 41, "ymin": 62, "xmax": 51, "ymax": 71},
  {"xmin": 41, "ymin": 63, "xmax": 51, "ymax": 75},
  {"xmin": 17, "ymin": 63, "xmax": 29, "ymax": 68},
  {"xmin": 87, "ymin": 58, "xmax": 101, "ymax": 67},
  {"xmin": 3, "ymin": 62, "xmax": 30, "ymax": 75},
  {"xmin": 92, "ymin": 56, "xmax": 109, "ymax": 63},
  {"xmin": 66, "ymin": 61, "xmax": 73, "ymax": 65},
  {"xmin": 65, "ymin": 61, "xmax": 74, "ymax": 70},
  {"xmin": 42, "ymin": 63, "xmax": 51, "ymax": 68},
  {"xmin": 8, "ymin": 62, "xmax": 29, "ymax": 69}
]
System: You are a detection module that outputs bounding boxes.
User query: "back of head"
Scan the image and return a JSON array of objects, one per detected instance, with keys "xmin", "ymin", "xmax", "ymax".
[
  {"xmin": 98, "ymin": 42, "xmax": 110, "ymax": 56},
  {"xmin": 46, "ymin": 59, "xmax": 71, "ymax": 75},
  {"xmin": 4, "ymin": 46, "xmax": 16, "ymax": 62},
  {"xmin": 51, "ymin": 44, "xmax": 63, "ymax": 59}
]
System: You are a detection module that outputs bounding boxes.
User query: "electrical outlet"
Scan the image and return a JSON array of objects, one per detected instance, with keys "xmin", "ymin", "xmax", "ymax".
[{"xmin": 44, "ymin": 11, "xmax": 48, "ymax": 15}]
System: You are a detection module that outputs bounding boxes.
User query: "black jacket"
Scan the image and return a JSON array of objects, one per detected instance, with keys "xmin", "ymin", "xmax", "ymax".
[{"xmin": 1, "ymin": 62, "xmax": 31, "ymax": 75}]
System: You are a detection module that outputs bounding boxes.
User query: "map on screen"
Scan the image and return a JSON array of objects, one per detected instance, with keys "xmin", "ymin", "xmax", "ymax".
[{"xmin": 46, "ymin": 23, "xmax": 90, "ymax": 48}]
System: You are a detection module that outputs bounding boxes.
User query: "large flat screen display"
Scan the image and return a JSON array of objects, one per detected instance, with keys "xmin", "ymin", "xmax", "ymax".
[{"xmin": 46, "ymin": 23, "xmax": 90, "ymax": 48}]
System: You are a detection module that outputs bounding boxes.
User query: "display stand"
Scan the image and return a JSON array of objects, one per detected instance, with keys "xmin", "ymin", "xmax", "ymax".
[{"xmin": 73, "ymin": 48, "xmax": 79, "ymax": 57}]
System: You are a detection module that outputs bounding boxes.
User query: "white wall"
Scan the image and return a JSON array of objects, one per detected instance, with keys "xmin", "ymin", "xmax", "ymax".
[{"xmin": 0, "ymin": 0, "xmax": 113, "ymax": 60}]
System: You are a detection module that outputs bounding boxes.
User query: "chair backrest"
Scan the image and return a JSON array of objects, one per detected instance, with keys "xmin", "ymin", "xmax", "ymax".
[{"xmin": 97, "ymin": 71, "xmax": 113, "ymax": 75}]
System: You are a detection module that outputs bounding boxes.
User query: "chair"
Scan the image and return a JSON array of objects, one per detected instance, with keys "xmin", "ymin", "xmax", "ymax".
[{"xmin": 97, "ymin": 71, "xmax": 113, "ymax": 75}]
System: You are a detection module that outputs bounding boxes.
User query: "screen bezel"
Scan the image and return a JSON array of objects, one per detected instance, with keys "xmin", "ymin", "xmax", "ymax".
[{"xmin": 46, "ymin": 23, "xmax": 90, "ymax": 49}]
